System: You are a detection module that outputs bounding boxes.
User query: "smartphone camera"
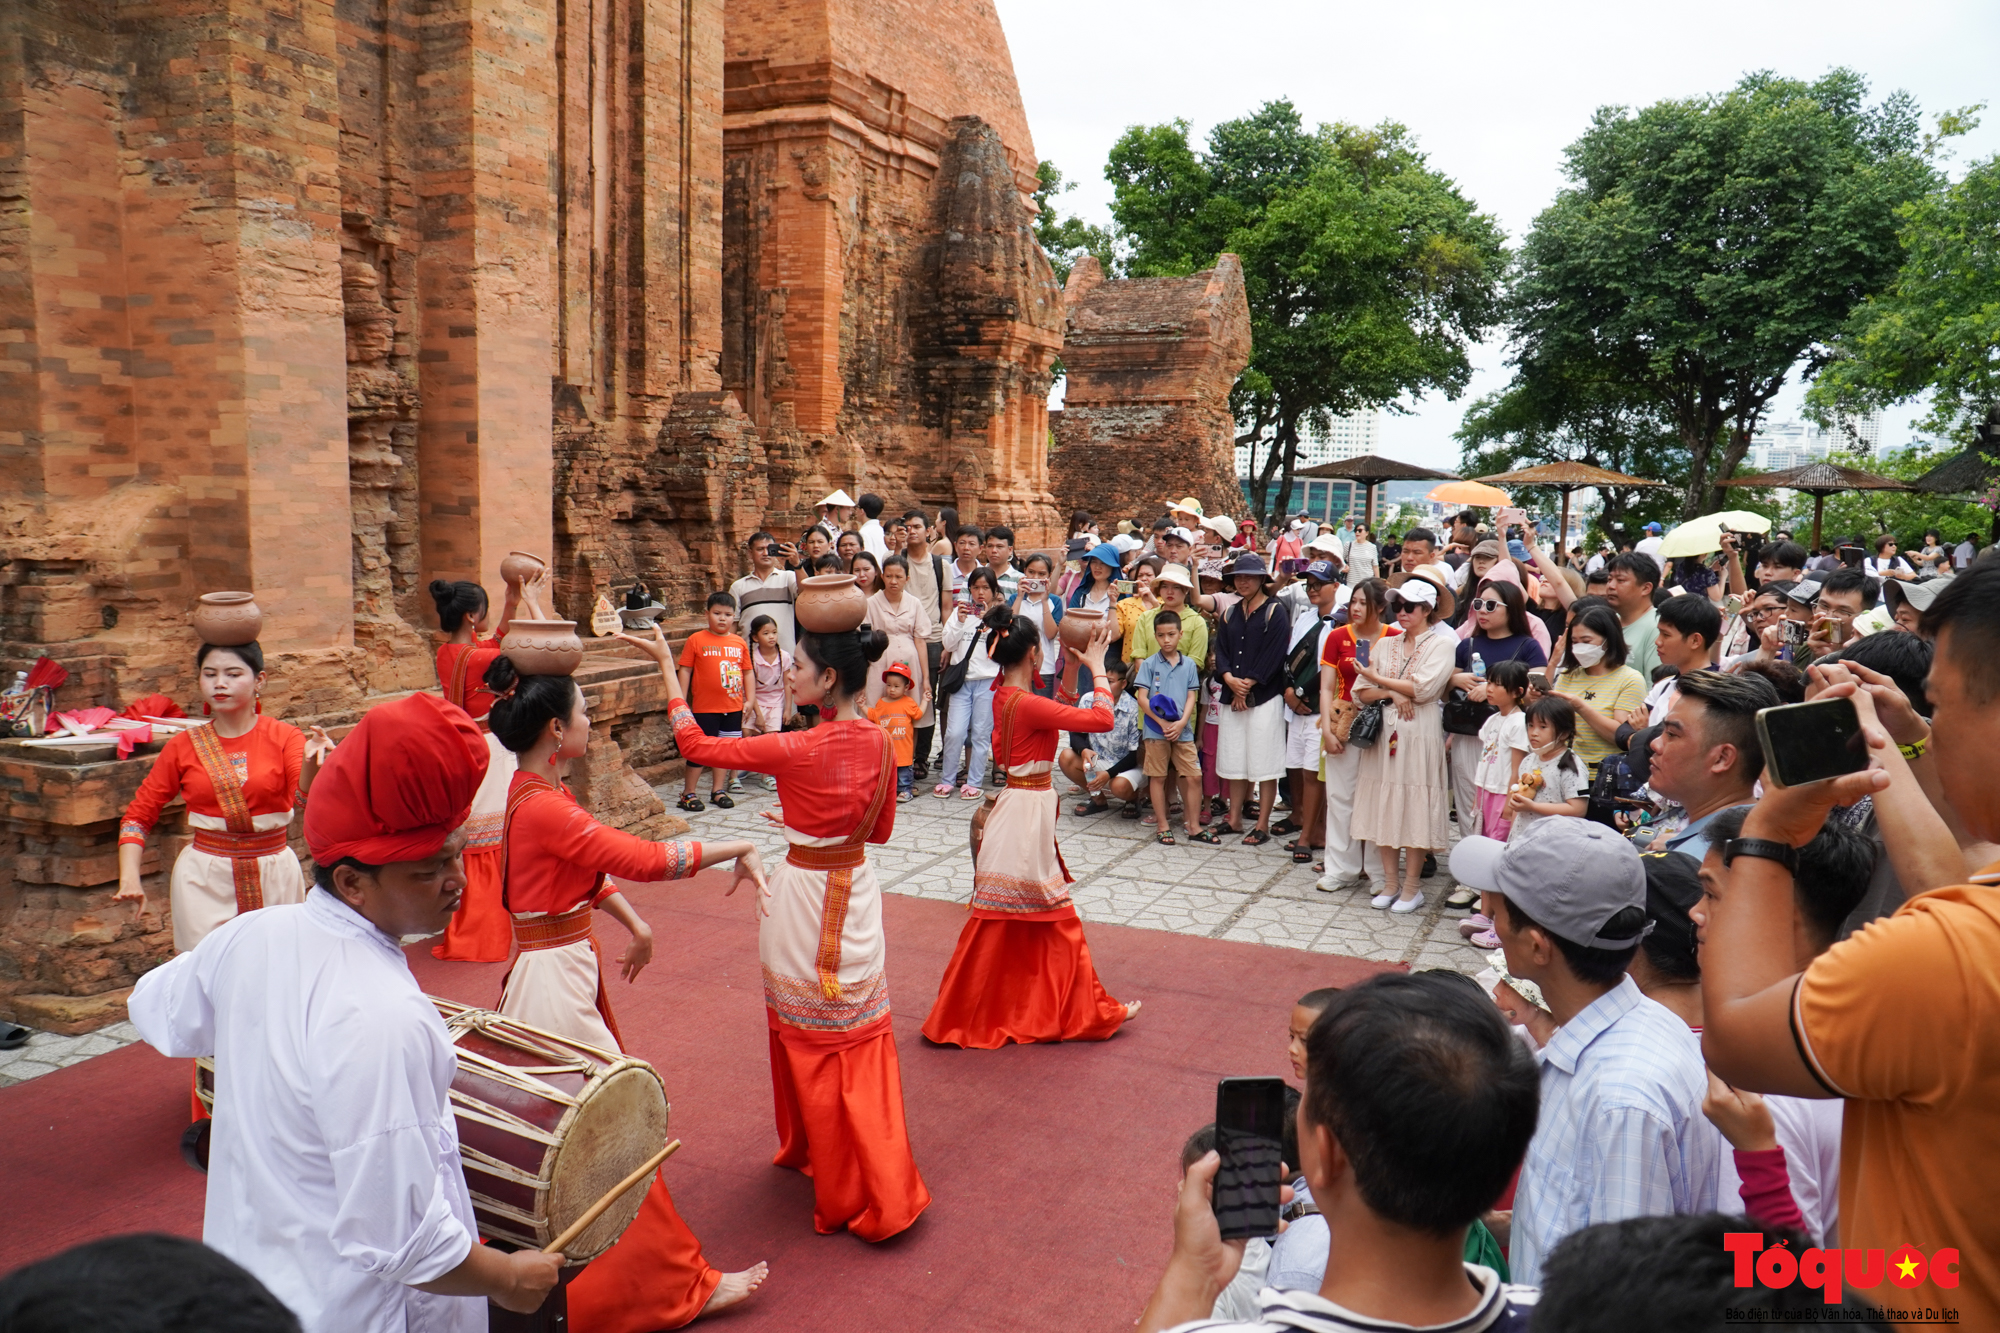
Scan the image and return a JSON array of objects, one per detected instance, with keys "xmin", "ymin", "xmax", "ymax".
[
  {"xmin": 1756, "ymin": 697, "xmax": 1868, "ymax": 788},
  {"xmin": 1212, "ymin": 1077, "xmax": 1288, "ymax": 1241}
]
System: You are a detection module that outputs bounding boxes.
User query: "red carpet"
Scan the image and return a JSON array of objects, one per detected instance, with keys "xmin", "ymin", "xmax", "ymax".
[{"xmin": 0, "ymin": 875, "xmax": 1394, "ymax": 1330}]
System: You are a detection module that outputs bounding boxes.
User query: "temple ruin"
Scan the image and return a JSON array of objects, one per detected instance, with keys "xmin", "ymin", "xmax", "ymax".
[{"xmin": 0, "ymin": 0, "xmax": 1063, "ymax": 1029}]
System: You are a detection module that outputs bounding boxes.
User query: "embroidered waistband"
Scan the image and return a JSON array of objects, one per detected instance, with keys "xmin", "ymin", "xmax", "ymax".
[
  {"xmin": 786, "ymin": 843, "xmax": 867, "ymax": 872},
  {"xmin": 513, "ymin": 903, "xmax": 593, "ymax": 951},
  {"xmin": 1004, "ymin": 773, "xmax": 1052, "ymax": 791},
  {"xmin": 190, "ymin": 827, "xmax": 292, "ymax": 859}
]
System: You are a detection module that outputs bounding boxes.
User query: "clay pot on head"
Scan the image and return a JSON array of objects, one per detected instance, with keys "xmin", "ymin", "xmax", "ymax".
[
  {"xmin": 795, "ymin": 575, "xmax": 868, "ymax": 635},
  {"xmin": 499, "ymin": 551, "xmax": 547, "ymax": 587},
  {"xmin": 1057, "ymin": 606, "xmax": 1108, "ymax": 653},
  {"xmin": 191, "ymin": 592, "xmax": 263, "ymax": 647},
  {"xmin": 501, "ymin": 620, "xmax": 584, "ymax": 677}
]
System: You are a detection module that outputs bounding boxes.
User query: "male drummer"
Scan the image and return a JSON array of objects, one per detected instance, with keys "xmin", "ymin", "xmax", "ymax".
[{"xmin": 129, "ymin": 693, "xmax": 561, "ymax": 1332}]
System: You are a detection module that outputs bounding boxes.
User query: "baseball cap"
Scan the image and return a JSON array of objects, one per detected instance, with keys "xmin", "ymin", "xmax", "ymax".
[
  {"xmin": 1639, "ymin": 849, "xmax": 1703, "ymax": 973},
  {"xmin": 1884, "ymin": 578, "xmax": 1944, "ymax": 616},
  {"xmin": 1448, "ymin": 821, "xmax": 1652, "ymax": 951},
  {"xmin": 1390, "ymin": 578, "xmax": 1438, "ymax": 607},
  {"xmin": 883, "ymin": 661, "xmax": 914, "ymax": 684},
  {"xmin": 1168, "ymin": 526, "xmax": 1200, "ymax": 546},
  {"xmin": 1200, "ymin": 514, "xmax": 1240, "ymax": 544},
  {"xmin": 1644, "ymin": 521, "xmax": 1664, "ymax": 533},
  {"xmin": 1110, "ymin": 533, "xmax": 1144, "ymax": 555},
  {"xmin": 1304, "ymin": 559, "xmax": 1339, "ymax": 584}
]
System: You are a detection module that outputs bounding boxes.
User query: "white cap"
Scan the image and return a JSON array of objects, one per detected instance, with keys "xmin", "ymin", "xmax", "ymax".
[
  {"xmin": 1109, "ymin": 533, "xmax": 1143, "ymax": 555},
  {"xmin": 1167, "ymin": 526, "xmax": 1200, "ymax": 546},
  {"xmin": 818, "ymin": 489, "xmax": 857, "ymax": 508},
  {"xmin": 1395, "ymin": 579, "xmax": 1438, "ymax": 606},
  {"xmin": 1200, "ymin": 514, "xmax": 1240, "ymax": 544},
  {"xmin": 1307, "ymin": 532, "xmax": 1342, "ymax": 555}
]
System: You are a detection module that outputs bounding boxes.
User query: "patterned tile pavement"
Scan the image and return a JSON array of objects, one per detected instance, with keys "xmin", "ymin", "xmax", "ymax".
[{"xmin": 0, "ymin": 779, "xmax": 1494, "ymax": 1085}]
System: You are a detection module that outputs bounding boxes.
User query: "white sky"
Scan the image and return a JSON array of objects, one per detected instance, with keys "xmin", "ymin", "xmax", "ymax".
[{"xmin": 1003, "ymin": 0, "xmax": 2000, "ymax": 469}]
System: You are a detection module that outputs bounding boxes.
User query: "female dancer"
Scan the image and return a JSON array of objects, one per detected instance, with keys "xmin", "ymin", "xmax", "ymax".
[
  {"xmin": 631, "ymin": 621, "xmax": 931, "ymax": 1242},
  {"xmin": 428, "ymin": 573, "xmax": 532, "ymax": 960},
  {"xmin": 922, "ymin": 607, "xmax": 1141, "ymax": 1048},
  {"xmin": 116, "ymin": 640, "xmax": 330, "ymax": 952},
  {"xmin": 482, "ymin": 654, "xmax": 768, "ymax": 1327}
]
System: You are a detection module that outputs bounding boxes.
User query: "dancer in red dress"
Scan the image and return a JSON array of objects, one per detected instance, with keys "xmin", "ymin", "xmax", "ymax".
[
  {"xmin": 427, "ymin": 573, "xmax": 533, "ymax": 961},
  {"xmin": 480, "ymin": 655, "xmax": 770, "ymax": 1328},
  {"xmin": 922, "ymin": 606, "xmax": 1142, "ymax": 1048},
  {"xmin": 626, "ymin": 621, "xmax": 932, "ymax": 1242}
]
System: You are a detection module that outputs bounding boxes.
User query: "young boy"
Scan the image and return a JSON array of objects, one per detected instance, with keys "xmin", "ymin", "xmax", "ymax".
[
  {"xmin": 866, "ymin": 662, "xmax": 924, "ymax": 801},
  {"xmin": 1286, "ymin": 986, "xmax": 1341, "ymax": 1083},
  {"xmin": 1643, "ymin": 593, "xmax": 1723, "ymax": 724},
  {"xmin": 676, "ymin": 591, "xmax": 749, "ymax": 811},
  {"xmin": 1133, "ymin": 614, "xmax": 1202, "ymax": 844},
  {"xmin": 1061, "ymin": 659, "xmax": 1142, "ymax": 815}
]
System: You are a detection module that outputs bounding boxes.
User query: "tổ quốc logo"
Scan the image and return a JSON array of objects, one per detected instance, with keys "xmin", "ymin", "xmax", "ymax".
[{"xmin": 1726, "ymin": 1233, "xmax": 1959, "ymax": 1306}]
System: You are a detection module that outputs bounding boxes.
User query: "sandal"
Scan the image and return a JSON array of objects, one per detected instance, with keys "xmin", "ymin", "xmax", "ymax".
[
  {"xmin": 1073, "ymin": 797, "xmax": 1111, "ymax": 817},
  {"xmin": 677, "ymin": 794, "xmax": 704, "ymax": 813},
  {"xmin": 1187, "ymin": 828, "xmax": 1223, "ymax": 845},
  {"xmin": 1242, "ymin": 829, "xmax": 1271, "ymax": 847},
  {"xmin": 1270, "ymin": 819, "xmax": 1301, "ymax": 837},
  {"xmin": 1291, "ymin": 846, "xmax": 1313, "ymax": 863},
  {"xmin": 712, "ymin": 793, "xmax": 735, "ymax": 810},
  {"xmin": 933, "ymin": 783, "xmax": 955, "ymax": 799},
  {"xmin": 1157, "ymin": 832, "xmax": 1177, "ymax": 845},
  {"xmin": 1313, "ymin": 860, "xmax": 1325, "ymax": 874}
]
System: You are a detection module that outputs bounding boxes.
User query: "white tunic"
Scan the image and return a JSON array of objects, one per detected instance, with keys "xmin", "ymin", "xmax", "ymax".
[{"xmin": 129, "ymin": 889, "xmax": 483, "ymax": 1333}]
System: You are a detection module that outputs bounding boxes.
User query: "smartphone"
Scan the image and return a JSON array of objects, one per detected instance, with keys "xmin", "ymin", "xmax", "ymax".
[
  {"xmin": 1723, "ymin": 593, "xmax": 1744, "ymax": 618},
  {"xmin": 1782, "ymin": 619, "xmax": 1810, "ymax": 648},
  {"xmin": 1021, "ymin": 578, "xmax": 1047, "ymax": 595},
  {"xmin": 1212, "ymin": 1077, "xmax": 1288, "ymax": 1241},
  {"xmin": 1838, "ymin": 545, "xmax": 1866, "ymax": 569},
  {"xmin": 1527, "ymin": 671, "xmax": 1548, "ymax": 692},
  {"xmin": 1114, "ymin": 580, "xmax": 1135, "ymax": 595},
  {"xmin": 1756, "ymin": 697, "xmax": 1869, "ymax": 788},
  {"xmin": 1279, "ymin": 557, "xmax": 1310, "ymax": 575}
]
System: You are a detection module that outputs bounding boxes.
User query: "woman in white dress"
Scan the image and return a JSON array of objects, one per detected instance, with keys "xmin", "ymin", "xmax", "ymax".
[
  {"xmin": 865, "ymin": 555, "xmax": 933, "ymax": 722},
  {"xmin": 1345, "ymin": 523, "xmax": 1380, "ymax": 584},
  {"xmin": 1348, "ymin": 572, "xmax": 1455, "ymax": 912}
]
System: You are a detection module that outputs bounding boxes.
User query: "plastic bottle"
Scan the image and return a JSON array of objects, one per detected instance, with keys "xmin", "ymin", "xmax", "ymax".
[{"xmin": 1472, "ymin": 657, "xmax": 1487, "ymax": 681}]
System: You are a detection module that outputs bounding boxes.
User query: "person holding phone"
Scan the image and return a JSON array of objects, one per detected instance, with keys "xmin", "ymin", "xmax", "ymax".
[
  {"xmin": 936, "ymin": 569, "xmax": 1005, "ymax": 798},
  {"xmin": 1011, "ymin": 551, "xmax": 1064, "ymax": 696},
  {"xmin": 1317, "ymin": 578, "xmax": 1397, "ymax": 893},
  {"xmin": 1349, "ymin": 575, "xmax": 1456, "ymax": 911},
  {"xmin": 732, "ymin": 532, "xmax": 800, "ymax": 654},
  {"xmin": 923, "ymin": 609, "xmax": 1141, "ymax": 1047},
  {"xmin": 1551, "ymin": 603, "xmax": 1647, "ymax": 777}
]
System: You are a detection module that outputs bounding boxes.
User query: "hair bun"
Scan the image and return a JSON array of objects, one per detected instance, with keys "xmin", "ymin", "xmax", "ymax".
[
  {"xmin": 862, "ymin": 627, "xmax": 889, "ymax": 663},
  {"xmin": 428, "ymin": 578, "xmax": 453, "ymax": 600},
  {"xmin": 482, "ymin": 654, "xmax": 521, "ymax": 696}
]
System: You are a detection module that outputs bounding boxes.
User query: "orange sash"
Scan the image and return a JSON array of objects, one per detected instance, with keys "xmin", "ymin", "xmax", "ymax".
[
  {"xmin": 500, "ymin": 777, "xmax": 623, "ymax": 1049},
  {"xmin": 813, "ymin": 728, "xmax": 896, "ymax": 1001},
  {"xmin": 186, "ymin": 723, "xmax": 265, "ymax": 914}
]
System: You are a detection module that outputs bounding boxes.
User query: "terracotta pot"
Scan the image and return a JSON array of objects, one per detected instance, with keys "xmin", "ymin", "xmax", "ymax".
[
  {"xmin": 191, "ymin": 591, "xmax": 263, "ymax": 647},
  {"xmin": 501, "ymin": 619, "xmax": 584, "ymax": 677},
  {"xmin": 499, "ymin": 550, "xmax": 547, "ymax": 587},
  {"xmin": 1057, "ymin": 606, "xmax": 1107, "ymax": 652},
  {"xmin": 795, "ymin": 574, "xmax": 868, "ymax": 634}
]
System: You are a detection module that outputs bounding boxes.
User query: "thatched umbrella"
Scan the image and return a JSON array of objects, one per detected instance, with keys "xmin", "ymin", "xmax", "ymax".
[
  {"xmin": 1293, "ymin": 454, "xmax": 1459, "ymax": 526},
  {"xmin": 1720, "ymin": 461, "xmax": 1913, "ymax": 552},
  {"xmin": 1911, "ymin": 422, "xmax": 2000, "ymax": 541},
  {"xmin": 1471, "ymin": 461, "xmax": 1669, "ymax": 551}
]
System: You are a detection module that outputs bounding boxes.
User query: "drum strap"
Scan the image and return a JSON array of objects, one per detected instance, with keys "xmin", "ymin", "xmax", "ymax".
[
  {"xmin": 814, "ymin": 727, "xmax": 895, "ymax": 1001},
  {"xmin": 187, "ymin": 722, "xmax": 265, "ymax": 914}
]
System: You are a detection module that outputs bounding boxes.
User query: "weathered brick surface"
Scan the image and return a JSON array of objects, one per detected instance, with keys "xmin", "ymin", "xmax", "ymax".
[{"xmin": 1049, "ymin": 255, "xmax": 1251, "ymax": 524}]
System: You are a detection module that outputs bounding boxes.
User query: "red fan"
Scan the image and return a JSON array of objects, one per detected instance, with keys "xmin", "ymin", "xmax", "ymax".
[{"xmin": 24, "ymin": 656, "xmax": 68, "ymax": 692}]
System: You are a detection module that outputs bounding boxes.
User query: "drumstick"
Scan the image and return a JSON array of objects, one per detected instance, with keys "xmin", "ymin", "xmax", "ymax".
[{"xmin": 541, "ymin": 1139, "xmax": 681, "ymax": 1257}]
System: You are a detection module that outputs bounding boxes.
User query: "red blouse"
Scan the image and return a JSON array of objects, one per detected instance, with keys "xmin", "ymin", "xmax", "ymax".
[
  {"xmin": 990, "ymin": 684, "xmax": 1113, "ymax": 766},
  {"xmin": 669, "ymin": 701, "xmax": 895, "ymax": 843},
  {"xmin": 502, "ymin": 772, "xmax": 699, "ymax": 914},
  {"xmin": 120, "ymin": 716, "xmax": 305, "ymax": 844},
  {"xmin": 1319, "ymin": 624, "xmax": 1402, "ymax": 702},
  {"xmin": 437, "ymin": 638, "xmax": 504, "ymax": 720}
]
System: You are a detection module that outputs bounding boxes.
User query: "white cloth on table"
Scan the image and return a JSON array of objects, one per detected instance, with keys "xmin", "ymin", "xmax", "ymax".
[
  {"xmin": 128, "ymin": 889, "xmax": 482, "ymax": 1333},
  {"xmin": 1215, "ymin": 696, "xmax": 1287, "ymax": 782}
]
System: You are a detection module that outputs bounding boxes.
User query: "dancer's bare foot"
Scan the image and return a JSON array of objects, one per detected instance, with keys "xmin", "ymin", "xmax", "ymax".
[
  {"xmin": 1123, "ymin": 999, "xmax": 1143, "ymax": 1021},
  {"xmin": 700, "ymin": 1263, "xmax": 768, "ymax": 1317}
]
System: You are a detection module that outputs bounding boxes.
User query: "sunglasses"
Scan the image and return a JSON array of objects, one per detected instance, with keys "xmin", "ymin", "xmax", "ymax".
[
  {"xmin": 1469, "ymin": 598, "xmax": 1505, "ymax": 612},
  {"xmin": 1384, "ymin": 596, "xmax": 1428, "ymax": 614}
]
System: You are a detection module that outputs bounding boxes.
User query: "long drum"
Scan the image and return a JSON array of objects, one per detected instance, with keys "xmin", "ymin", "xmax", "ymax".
[{"xmin": 194, "ymin": 997, "xmax": 669, "ymax": 1264}]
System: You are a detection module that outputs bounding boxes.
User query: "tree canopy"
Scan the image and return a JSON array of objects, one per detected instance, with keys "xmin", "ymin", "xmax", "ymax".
[
  {"xmin": 1808, "ymin": 149, "xmax": 2000, "ymax": 440},
  {"xmin": 1032, "ymin": 161, "xmax": 1115, "ymax": 288},
  {"xmin": 1104, "ymin": 100, "xmax": 1506, "ymax": 524},
  {"xmin": 1505, "ymin": 69, "xmax": 1942, "ymax": 519}
]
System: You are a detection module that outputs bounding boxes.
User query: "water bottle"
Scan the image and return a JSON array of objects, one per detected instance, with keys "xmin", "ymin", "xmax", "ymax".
[{"xmin": 1472, "ymin": 657, "xmax": 1487, "ymax": 682}]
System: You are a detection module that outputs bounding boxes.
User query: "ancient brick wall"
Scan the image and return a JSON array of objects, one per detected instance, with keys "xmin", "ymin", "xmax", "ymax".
[
  {"xmin": 719, "ymin": 0, "xmax": 1063, "ymax": 548},
  {"xmin": 1049, "ymin": 256, "xmax": 1252, "ymax": 525}
]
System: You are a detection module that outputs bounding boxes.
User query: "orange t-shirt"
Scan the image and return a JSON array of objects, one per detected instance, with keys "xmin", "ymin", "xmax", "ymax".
[
  {"xmin": 1794, "ymin": 870, "xmax": 2000, "ymax": 1325},
  {"xmin": 866, "ymin": 695, "xmax": 923, "ymax": 766},
  {"xmin": 677, "ymin": 630, "xmax": 750, "ymax": 713}
]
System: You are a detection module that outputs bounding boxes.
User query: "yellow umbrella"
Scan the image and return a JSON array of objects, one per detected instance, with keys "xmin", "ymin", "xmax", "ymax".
[
  {"xmin": 1657, "ymin": 511, "xmax": 1773, "ymax": 559},
  {"xmin": 1427, "ymin": 480, "xmax": 1511, "ymax": 507}
]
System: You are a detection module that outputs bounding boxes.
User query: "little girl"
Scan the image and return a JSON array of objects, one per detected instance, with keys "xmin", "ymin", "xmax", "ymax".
[
  {"xmin": 1472, "ymin": 660, "xmax": 1531, "ymax": 842},
  {"xmin": 1464, "ymin": 692, "xmax": 1591, "ymax": 951},
  {"xmin": 744, "ymin": 614, "xmax": 792, "ymax": 789}
]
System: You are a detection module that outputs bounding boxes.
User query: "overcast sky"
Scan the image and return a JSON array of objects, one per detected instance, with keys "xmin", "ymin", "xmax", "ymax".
[{"xmin": 1002, "ymin": 0, "xmax": 2000, "ymax": 469}]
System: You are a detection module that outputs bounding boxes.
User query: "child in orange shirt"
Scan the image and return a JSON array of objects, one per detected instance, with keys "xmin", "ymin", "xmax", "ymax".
[
  {"xmin": 866, "ymin": 662, "xmax": 924, "ymax": 801},
  {"xmin": 676, "ymin": 591, "xmax": 751, "ymax": 811}
]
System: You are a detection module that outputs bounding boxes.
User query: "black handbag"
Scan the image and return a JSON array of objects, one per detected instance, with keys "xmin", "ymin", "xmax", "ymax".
[
  {"xmin": 1442, "ymin": 687, "xmax": 1494, "ymax": 737},
  {"xmin": 935, "ymin": 645, "xmax": 970, "ymax": 701},
  {"xmin": 1345, "ymin": 700, "xmax": 1385, "ymax": 749}
]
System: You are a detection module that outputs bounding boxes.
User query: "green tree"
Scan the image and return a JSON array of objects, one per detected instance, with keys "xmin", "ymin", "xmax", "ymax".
[
  {"xmin": 1507, "ymin": 70, "xmax": 1942, "ymax": 520},
  {"xmin": 1032, "ymin": 161, "xmax": 1115, "ymax": 288},
  {"xmin": 1106, "ymin": 101, "xmax": 1506, "ymax": 525},
  {"xmin": 1808, "ymin": 148, "xmax": 1999, "ymax": 441},
  {"xmin": 1455, "ymin": 360, "xmax": 1688, "ymax": 547}
]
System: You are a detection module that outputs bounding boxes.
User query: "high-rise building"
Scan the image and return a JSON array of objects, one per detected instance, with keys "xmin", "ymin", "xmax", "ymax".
[{"xmin": 1239, "ymin": 408, "xmax": 1381, "ymax": 475}]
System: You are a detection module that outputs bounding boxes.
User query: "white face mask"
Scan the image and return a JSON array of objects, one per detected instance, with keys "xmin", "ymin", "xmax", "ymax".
[{"xmin": 1571, "ymin": 642, "xmax": 1606, "ymax": 668}]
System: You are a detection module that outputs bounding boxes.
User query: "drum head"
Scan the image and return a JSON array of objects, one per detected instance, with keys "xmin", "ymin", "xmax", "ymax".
[{"xmin": 544, "ymin": 1062, "xmax": 670, "ymax": 1262}]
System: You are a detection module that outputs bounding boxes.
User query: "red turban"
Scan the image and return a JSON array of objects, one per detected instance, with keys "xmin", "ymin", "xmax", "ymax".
[{"xmin": 306, "ymin": 693, "xmax": 489, "ymax": 866}]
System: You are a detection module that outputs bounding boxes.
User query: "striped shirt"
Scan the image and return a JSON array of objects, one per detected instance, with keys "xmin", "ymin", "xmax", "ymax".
[
  {"xmin": 1165, "ymin": 1265, "xmax": 1535, "ymax": 1332},
  {"xmin": 1510, "ymin": 974, "xmax": 1720, "ymax": 1285}
]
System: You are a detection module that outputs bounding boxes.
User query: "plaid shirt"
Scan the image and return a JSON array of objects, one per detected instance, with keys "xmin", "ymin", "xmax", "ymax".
[{"xmin": 1509, "ymin": 974, "xmax": 1720, "ymax": 1285}]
